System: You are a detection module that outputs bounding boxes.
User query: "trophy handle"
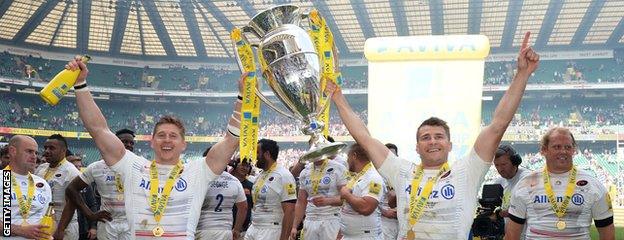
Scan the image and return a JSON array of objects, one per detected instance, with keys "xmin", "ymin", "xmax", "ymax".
[{"xmin": 254, "ymin": 87, "xmax": 299, "ymax": 121}]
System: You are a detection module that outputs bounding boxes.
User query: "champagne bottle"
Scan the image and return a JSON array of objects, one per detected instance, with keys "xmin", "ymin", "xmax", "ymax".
[
  {"xmin": 39, "ymin": 55, "xmax": 91, "ymax": 105},
  {"xmin": 38, "ymin": 203, "xmax": 55, "ymax": 240}
]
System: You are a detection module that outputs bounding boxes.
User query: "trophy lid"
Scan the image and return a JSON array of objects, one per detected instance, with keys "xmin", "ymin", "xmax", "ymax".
[{"xmin": 246, "ymin": 4, "xmax": 301, "ymax": 38}]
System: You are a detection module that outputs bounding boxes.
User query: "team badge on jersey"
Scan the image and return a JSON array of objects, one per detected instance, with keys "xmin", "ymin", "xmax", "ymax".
[
  {"xmin": 286, "ymin": 183, "xmax": 296, "ymax": 195},
  {"xmin": 175, "ymin": 178, "xmax": 187, "ymax": 192},
  {"xmin": 322, "ymin": 176, "xmax": 331, "ymax": 185},
  {"xmin": 36, "ymin": 182, "xmax": 44, "ymax": 188},
  {"xmin": 572, "ymin": 193, "xmax": 584, "ymax": 205},
  {"xmin": 440, "ymin": 184, "xmax": 455, "ymax": 200},
  {"xmin": 37, "ymin": 194, "xmax": 46, "ymax": 204},
  {"xmin": 369, "ymin": 182, "xmax": 381, "ymax": 195},
  {"xmin": 576, "ymin": 180, "xmax": 588, "ymax": 186}
]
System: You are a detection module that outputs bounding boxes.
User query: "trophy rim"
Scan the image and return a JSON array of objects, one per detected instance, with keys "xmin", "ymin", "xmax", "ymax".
[
  {"xmin": 248, "ymin": 4, "xmax": 301, "ymax": 27},
  {"xmin": 299, "ymin": 142, "xmax": 348, "ymax": 163}
]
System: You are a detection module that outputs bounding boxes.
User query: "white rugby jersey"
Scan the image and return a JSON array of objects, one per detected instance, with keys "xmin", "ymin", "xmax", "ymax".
[
  {"xmin": 508, "ymin": 168, "xmax": 613, "ymax": 240},
  {"xmin": 491, "ymin": 167, "xmax": 530, "ymax": 210},
  {"xmin": 250, "ymin": 164, "xmax": 297, "ymax": 228},
  {"xmin": 35, "ymin": 159, "xmax": 81, "ymax": 224},
  {"xmin": 340, "ymin": 166, "xmax": 385, "ymax": 236},
  {"xmin": 111, "ymin": 150, "xmax": 217, "ymax": 239},
  {"xmin": 197, "ymin": 171, "xmax": 246, "ymax": 230},
  {"xmin": 298, "ymin": 160, "xmax": 348, "ymax": 220},
  {"xmin": 380, "ymin": 185, "xmax": 399, "ymax": 224},
  {"xmin": 3, "ymin": 171, "xmax": 52, "ymax": 240},
  {"xmin": 377, "ymin": 148, "xmax": 490, "ymax": 240},
  {"xmin": 80, "ymin": 160, "xmax": 127, "ymax": 220}
]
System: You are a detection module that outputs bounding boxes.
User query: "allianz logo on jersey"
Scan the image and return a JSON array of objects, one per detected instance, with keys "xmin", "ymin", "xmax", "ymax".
[
  {"xmin": 105, "ymin": 175, "xmax": 117, "ymax": 182},
  {"xmin": 533, "ymin": 193, "xmax": 584, "ymax": 205},
  {"xmin": 138, "ymin": 178, "xmax": 188, "ymax": 192},
  {"xmin": 12, "ymin": 193, "xmax": 48, "ymax": 204},
  {"xmin": 405, "ymin": 184, "xmax": 455, "ymax": 200}
]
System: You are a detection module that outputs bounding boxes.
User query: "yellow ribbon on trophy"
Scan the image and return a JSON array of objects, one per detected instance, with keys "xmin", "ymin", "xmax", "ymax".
[
  {"xmin": 308, "ymin": 10, "xmax": 341, "ymax": 136},
  {"xmin": 231, "ymin": 28, "xmax": 261, "ymax": 164}
]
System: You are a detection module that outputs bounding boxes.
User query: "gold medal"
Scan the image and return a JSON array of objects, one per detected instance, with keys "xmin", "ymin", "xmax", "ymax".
[
  {"xmin": 556, "ymin": 220, "xmax": 566, "ymax": 230},
  {"xmin": 406, "ymin": 229, "xmax": 415, "ymax": 240},
  {"xmin": 152, "ymin": 226, "xmax": 165, "ymax": 237}
]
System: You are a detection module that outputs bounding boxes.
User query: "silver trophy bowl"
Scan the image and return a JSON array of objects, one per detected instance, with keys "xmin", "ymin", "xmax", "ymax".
[{"xmin": 235, "ymin": 4, "xmax": 347, "ymax": 163}]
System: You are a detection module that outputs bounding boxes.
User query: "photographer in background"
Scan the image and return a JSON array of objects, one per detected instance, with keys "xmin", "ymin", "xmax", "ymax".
[{"xmin": 491, "ymin": 145, "xmax": 529, "ymax": 221}]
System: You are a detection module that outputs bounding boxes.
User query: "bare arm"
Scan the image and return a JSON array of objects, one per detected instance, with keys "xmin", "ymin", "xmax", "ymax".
[
  {"xmin": 292, "ymin": 189, "xmax": 308, "ymax": 233},
  {"xmin": 474, "ymin": 32, "xmax": 539, "ymax": 162},
  {"xmin": 503, "ymin": 220, "xmax": 523, "ymax": 240},
  {"xmin": 340, "ymin": 186, "xmax": 379, "ymax": 216},
  {"xmin": 289, "ymin": 162, "xmax": 306, "ymax": 178},
  {"xmin": 280, "ymin": 201, "xmax": 296, "ymax": 240},
  {"xmin": 327, "ymin": 83, "xmax": 390, "ymax": 169},
  {"xmin": 65, "ymin": 177, "xmax": 111, "ymax": 223},
  {"xmin": 597, "ymin": 224, "xmax": 615, "ymax": 240},
  {"xmin": 54, "ymin": 196, "xmax": 76, "ymax": 238},
  {"xmin": 205, "ymin": 74, "xmax": 246, "ymax": 174},
  {"xmin": 233, "ymin": 200, "xmax": 248, "ymax": 234},
  {"xmin": 69, "ymin": 57, "xmax": 125, "ymax": 166}
]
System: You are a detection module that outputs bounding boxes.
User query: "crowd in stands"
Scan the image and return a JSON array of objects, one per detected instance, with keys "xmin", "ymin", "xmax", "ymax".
[
  {"xmin": 0, "ymin": 92, "xmax": 367, "ymax": 138},
  {"xmin": 484, "ymin": 49, "xmax": 624, "ymax": 85}
]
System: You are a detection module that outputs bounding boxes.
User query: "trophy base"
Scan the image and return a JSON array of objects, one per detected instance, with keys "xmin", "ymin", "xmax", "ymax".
[{"xmin": 299, "ymin": 142, "xmax": 347, "ymax": 163}]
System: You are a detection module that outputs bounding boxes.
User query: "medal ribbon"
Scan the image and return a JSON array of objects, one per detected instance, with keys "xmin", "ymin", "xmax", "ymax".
[
  {"xmin": 543, "ymin": 166, "xmax": 577, "ymax": 219},
  {"xmin": 310, "ymin": 160, "xmax": 329, "ymax": 195},
  {"xmin": 115, "ymin": 173, "xmax": 124, "ymax": 193},
  {"xmin": 308, "ymin": 10, "xmax": 341, "ymax": 136},
  {"xmin": 43, "ymin": 158, "xmax": 68, "ymax": 180},
  {"xmin": 253, "ymin": 163, "xmax": 277, "ymax": 204},
  {"xmin": 408, "ymin": 162, "xmax": 450, "ymax": 227},
  {"xmin": 149, "ymin": 161, "xmax": 183, "ymax": 225},
  {"xmin": 230, "ymin": 28, "xmax": 260, "ymax": 165},
  {"xmin": 4, "ymin": 166, "xmax": 35, "ymax": 223},
  {"xmin": 346, "ymin": 162, "xmax": 372, "ymax": 189}
]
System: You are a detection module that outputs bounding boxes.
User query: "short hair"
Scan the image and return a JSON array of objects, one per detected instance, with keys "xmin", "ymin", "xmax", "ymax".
[
  {"xmin": 115, "ymin": 128, "xmax": 136, "ymax": 137},
  {"xmin": 153, "ymin": 115, "xmax": 186, "ymax": 139},
  {"xmin": 67, "ymin": 154, "xmax": 82, "ymax": 163},
  {"xmin": 385, "ymin": 143, "xmax": 398, "ymax": 153},
  {"xmin": 540, "ymin": 127, "xmax": 576, "ymax": 149},
  {"xmin": 417, "ymin": 117, "xmax": 451, "ymax": 141},
  {"xmin": 325, "ymin": 135, "xmax": 335, "ymax": 143},
  {"xmin": 349, "ymin": 143, "xmax": 369, "ymax": 161},
  {"xmin": 258, "ymin": 138, "xmax": 279, "ymax": 160},
  {"xmin": 0, "ymin": 145, "xmax": 8, "ymax": 157},
  {"xmin": 48, "ymin": 134, "xmax": 68, "ymax": 149}
]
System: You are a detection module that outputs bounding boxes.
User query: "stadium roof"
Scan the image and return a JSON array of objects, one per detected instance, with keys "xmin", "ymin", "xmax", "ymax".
[{"xmin": 0, "ymin": 0, "xmax": 623, "ymax": 62}]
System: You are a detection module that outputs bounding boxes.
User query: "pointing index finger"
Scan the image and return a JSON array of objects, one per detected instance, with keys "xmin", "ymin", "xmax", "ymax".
[{"xmin": 521, "ymin": 31, "xmax": 531, "ymax": 51}]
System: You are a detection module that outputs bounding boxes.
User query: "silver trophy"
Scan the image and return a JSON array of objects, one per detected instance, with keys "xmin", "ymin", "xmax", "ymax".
[{"xmin": 233, "ymin": 4, "xmax": 346, "ymax": 163}]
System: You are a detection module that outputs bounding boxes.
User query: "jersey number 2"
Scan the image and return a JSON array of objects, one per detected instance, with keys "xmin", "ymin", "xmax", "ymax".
[{"xmin": 214, "ymin": 194, "xmax": 224, "ymax": 212}]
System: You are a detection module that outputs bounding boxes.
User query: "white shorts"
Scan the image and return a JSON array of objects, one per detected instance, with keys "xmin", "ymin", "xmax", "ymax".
[
  {"xmin": 97, "ymin": 219, "xmax": 132, "ymax": 240},
  {"xmin": 301, "ymin": 218, "xmax": 340, "ymax": 240},
  {"xmin": 63, "ymin": 221, "xmax": 79, "ymax": 240},
  {"xmin": 340, "ymin": 229, "xmax": 382, "ymax": 240},
  {"xmin": 244, "ymin": 224, "xmax": 280, "ymax": 240},
  {"xmin": 381, "ymin": 219, "xmax": 398, "ymax": 240},
  {"xmin": 196, "ymin": 229, "xmax": 232, "ymax": 240}
]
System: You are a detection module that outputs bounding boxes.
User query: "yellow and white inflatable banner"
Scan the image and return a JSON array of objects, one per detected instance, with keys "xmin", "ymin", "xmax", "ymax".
[{"xmin": 364, "ymin": 35, "xmax": 490, "ymax": 162}]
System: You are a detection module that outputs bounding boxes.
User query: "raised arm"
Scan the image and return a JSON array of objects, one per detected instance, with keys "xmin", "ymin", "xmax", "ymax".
[
  {"xmin": 326, "ymin": 83, "xmax": 390, "ymax": 169},
  {"xmin": 69, "ymin": 57, "xmax": 125, "ymax": 166},
  {"xmin": 205, "ymin": 73, "xmax": 246, "ymax": 174},
  {"xmin": 474, "ymin": 32, "xmax": 539, "ymax": 162}
]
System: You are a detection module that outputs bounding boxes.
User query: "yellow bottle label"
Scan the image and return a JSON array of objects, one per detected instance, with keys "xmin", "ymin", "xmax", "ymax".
[{"xmin": 39, "ymin": 55, "xmax": 90, "ymax": 106}]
